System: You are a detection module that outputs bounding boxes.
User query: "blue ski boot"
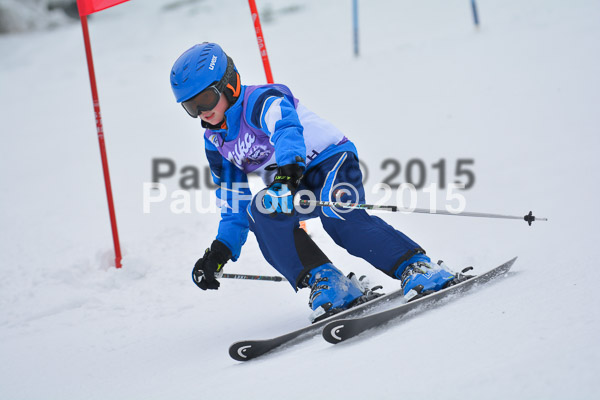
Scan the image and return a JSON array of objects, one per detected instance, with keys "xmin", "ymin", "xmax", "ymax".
[
  {"xmin": 395, "ymin": 253, "xmax": 455, "ymax": 301},
  {"xmin": 304, "ymin": 263, "xmax": 366, "ymax": 323}
]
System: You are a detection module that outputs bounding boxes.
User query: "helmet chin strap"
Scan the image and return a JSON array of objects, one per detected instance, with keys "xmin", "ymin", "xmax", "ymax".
[{"xmin": 201, "ymin": 117, "xmax": 227, "ymax": 130}]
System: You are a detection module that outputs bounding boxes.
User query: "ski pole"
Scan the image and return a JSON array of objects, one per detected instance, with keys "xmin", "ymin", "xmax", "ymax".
[
  {"xmin": 222, "ymin": 273, "xmax": 287, "ymax": 282},
  {"xmin": 297, "ymin": 199, "xmax": 548, "ymax": 226}
]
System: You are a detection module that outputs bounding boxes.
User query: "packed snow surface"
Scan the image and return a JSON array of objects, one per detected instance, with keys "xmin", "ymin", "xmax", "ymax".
[{"xmin": 1, "ymin": 0, "xmax": 599, "ymax": 399}]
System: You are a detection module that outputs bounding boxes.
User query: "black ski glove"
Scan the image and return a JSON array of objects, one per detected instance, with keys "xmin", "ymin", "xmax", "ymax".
[
  {"xmin": 192, "ymin": 240, "xmax": 232, "ymax": 290},
  {"xmin": 263, "ymin": 163, "xmax": 305, "ymax": 215},
  {"xmin": 272, "ymin": 162, "xmax": 304, "ymax": 191}
]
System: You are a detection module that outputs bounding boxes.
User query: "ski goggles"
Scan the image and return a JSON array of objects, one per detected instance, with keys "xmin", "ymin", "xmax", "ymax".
[{"xmin": 181, "ymin": 56, "xmax": 235, "ymax": 118}]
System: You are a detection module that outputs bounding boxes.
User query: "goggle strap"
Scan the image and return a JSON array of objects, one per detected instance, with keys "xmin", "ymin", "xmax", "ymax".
[
  {"xmin": 226, "ymin": 71, "xmax": 241, "ymax": 98},
  {"xmin": 215, "ymin": 56, "xmax": 235, "ymax": 93}
]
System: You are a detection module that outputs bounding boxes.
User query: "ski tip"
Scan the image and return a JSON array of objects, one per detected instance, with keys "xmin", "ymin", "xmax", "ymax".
[
  {"xmin": 493, "ymin": 257, "xmax": 518, "ymax": 274},
  {"xmin": 229, "ymin": 343, "xmax": 254, "ymax": 362},
  {"xmin": 323, "ymin": 322, "xmax": 347, "ymax": 344}
]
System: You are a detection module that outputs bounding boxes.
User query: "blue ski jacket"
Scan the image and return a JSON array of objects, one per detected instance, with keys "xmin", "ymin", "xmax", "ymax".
[{"xmin": 203, "ymin": 84, "xmax": 357, "ymax": 261}]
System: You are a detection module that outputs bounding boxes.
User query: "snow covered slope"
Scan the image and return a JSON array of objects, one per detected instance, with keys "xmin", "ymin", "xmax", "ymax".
[{"xmin": 1, "ymin": 0, "xmax": 599, "ymax": 399}]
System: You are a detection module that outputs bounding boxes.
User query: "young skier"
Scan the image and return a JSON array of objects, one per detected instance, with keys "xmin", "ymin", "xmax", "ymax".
[{"xmin": 170, "ymin": 42, "xmax": 456, "ymax": 321}]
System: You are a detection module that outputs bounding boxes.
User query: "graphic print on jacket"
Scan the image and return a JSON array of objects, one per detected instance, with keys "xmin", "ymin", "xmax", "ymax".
[{"xmin": 204, "ymin": 84, "xmax": 357, "ymax": 186}]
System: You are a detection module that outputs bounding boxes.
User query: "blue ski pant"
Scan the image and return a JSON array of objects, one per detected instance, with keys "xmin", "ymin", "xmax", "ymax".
[{"xmin": 247, "ymin": 152, "xmax": 424, "ymax": 290}]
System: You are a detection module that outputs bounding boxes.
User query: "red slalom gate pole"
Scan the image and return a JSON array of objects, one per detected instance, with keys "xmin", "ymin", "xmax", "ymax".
[
  {"xmin": 248, "ymin": 0, "xmax": 274, "ymax": 83},
  {"xmin": 247, "ymin": 1, "xmax": 309, "ymax": 232},
  {"xmin": 247, "ymin": 0, "xmax": 309, "ymax": 232},
  {"xmin": 79, "ymin": 15, "xmax": 123, "ymax": 268}
]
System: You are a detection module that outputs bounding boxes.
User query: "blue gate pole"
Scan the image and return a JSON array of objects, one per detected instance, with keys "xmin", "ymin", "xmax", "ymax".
[
  {"xmin": 353, "ymin": 0, "xmax": 359, "ymax": 56},
  {"xmin": 471, "ymin": 0, "xmax": 480, "ymax": 28}
]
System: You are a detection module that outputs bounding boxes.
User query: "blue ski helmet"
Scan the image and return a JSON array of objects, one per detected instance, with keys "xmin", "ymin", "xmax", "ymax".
[{"xmin": 170, "ymin": 42, "xmax": 238, "ymax": 103}]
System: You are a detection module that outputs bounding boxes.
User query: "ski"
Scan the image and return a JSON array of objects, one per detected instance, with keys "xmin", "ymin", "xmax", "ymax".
[
  {"xmin": 322, "ymin": 257, "xmax": 517, "ymax": 344},
  {"xmin": 229, "ymin": 284, "xmax": 407, "ymax": 361}
]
